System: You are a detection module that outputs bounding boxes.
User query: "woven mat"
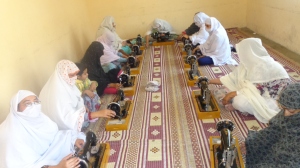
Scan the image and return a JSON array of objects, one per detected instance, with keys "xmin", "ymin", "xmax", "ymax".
[{"xmin": 85, "ymin": 28, "xmax": 300, "ymax": 168}]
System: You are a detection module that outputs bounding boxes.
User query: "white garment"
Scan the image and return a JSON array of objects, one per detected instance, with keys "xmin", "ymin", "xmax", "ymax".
[
  {"xmin": 96, "ymin": 31, "xmax": 120, "ymax": 65},
  {"xmin": 189, "ymin": 12, "xmax": 209, "ymax": 45},
  {"xmin": 0, "ymin": 90, "xmax": 85, "ymax": 168},
  {"xmin": 95, "ymin": 16, "xmax": 123, "ymax": 50},
  {"xmin": 146, "ymin": 18, "xmax": 174, "ymax": 35},
  {"xmin": 39, "ymin": 60, "xmax": 86, "ymax": 131},
  {"xmin": 220, "ymin": 38, "xmax": 290, "ymax": 123},
  {"xmin": 199, "ymin": 17, "xmax": 237, "ymax": 65}
]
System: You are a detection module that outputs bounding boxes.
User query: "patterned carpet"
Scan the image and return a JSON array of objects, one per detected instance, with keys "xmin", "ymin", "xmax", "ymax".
[{"xmin": 86, "ymin": 28, "xmax": 300, "ymax": 168}]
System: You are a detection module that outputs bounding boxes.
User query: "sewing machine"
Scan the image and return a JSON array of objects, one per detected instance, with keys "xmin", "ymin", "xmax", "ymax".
[
  {"xmin": 186, "ymin": 55, "xmax": 201, "ymax": 81},
  {"xmin": 136, "ymin": 34, "xmax": 143, "ymax": 46},
  {"xmin": 151, "ymin": 31, "xmax": 171, "ymax": 42},
  {"xmin": 209, "ymin": 120, "xmax": 244, "ymax": 168},
  {"xmin": 191, "ymin": 76, "xmax": 220, "ymax": 119},
  {"xmin": 107, "ymin": 90, "xmax": 129, "ymax": 120},
  {"xmin": 76, "ymin": 131, "xmax": 110, "ymax": 168}
]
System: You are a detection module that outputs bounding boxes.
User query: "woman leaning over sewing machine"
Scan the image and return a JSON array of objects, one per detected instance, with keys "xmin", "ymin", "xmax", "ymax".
[
  {"xmin": 209, "ymin": 38, "xmax": 291, "ymax": 123},
  {"xmin": 0, "ymin": 90, "xmax": 86, "ymax": 168},
  {"xmin": 243, "ymin": 83, "xmax": 300, "ymax": 167}
]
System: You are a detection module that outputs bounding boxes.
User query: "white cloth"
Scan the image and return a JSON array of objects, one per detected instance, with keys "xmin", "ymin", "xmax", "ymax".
[
  {"xmin": 96, "ymin": 31, "xmax": 121, "ymax": 65},
  {"xmin": 39, "ymin": 60, "xmax": 86, "ymax": 131},
  {"xmin": 146, "ymin": 18, "xmax": 174, "ymax": 35},
  {"xmin": 189, "ymin": 12, "xmax": 209, "ymax": 45},
  {"xmin": 220, "ymin": 38, "xmax": 290, "ymax": 123},
  {"xmin": 95, "ymin": 16, "xmax": 123, "ymax": 50},
  {"xmin": 0, "ymin": 90, "xmax": 85, "ymax": 168},
  {"xmin": 199, "ymin": 17, "xmax": 237, "ymax": 65}
]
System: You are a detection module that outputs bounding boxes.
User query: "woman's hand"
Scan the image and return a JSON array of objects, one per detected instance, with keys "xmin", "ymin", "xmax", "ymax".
[
  {"xmin": 183, "ymin": 34, "xmax": 189, "ymax": 39},
  {"xmin": 222, "ymin": 91, "xmax": 237, "ymax": 105},
  {"xmin": 55, "ymin": 154, "xmax": 80, "ymax": 168},
  {"xmin": 192, "ymin": 47, "xmax": 199, "ymax": 54},
  {"xmin": 108, "ymin": 83, "xmax": 122, "ymax": 89},
  {"xmin": 75, "ymin": 139, "xmax": 84, "ymax": 149},
  {"xmin": 84, "ymin": 90, "xmax": 95, "ymax": 99},
  {"xmin": 99, "ymin": 109, "xmax": 116, "ymax": 118}
]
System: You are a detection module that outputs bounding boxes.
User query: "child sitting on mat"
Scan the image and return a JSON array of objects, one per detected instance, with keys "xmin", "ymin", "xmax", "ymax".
[{"xmin": 75, "ymin": 63, "xmax": 101, "ymax": 126}]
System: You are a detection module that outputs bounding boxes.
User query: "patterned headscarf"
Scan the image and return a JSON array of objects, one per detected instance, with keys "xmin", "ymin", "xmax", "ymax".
[
  {"xmin": 278, "ymin": 83, "xmax": 300, "ymax": 109},
  {"xmin": 57, "ymin": 60, "xmax": 79, "ymax": 86}
]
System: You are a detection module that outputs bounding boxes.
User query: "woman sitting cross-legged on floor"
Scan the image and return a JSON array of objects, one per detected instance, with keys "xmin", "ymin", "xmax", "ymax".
[
  {"xmin": 193, "ymin": 17, "xmax": 237, "ymax": 66},
  {"xmin": 39, "ymin": 60, "xmax": 116, "ymax": 132},
  {"xmin": 81, "ymin": 41, "xmax": 122, "ymax": 96},
  {"xmin": 209, "ymin": 38, "xmax": 291, "ymax": 123},
  {"xmin": 0, "ymin": 90, "xmax": 86, "ymax": 168}
]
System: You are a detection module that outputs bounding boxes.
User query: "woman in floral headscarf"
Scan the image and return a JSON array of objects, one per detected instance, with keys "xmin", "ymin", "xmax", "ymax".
[
  {"xmin": 244, "ymin": 83, "xmax": 300, "ymax": 167},
  {"xmin": 39, "ymin": 60, "xmax": 115, "ymax": 132}
]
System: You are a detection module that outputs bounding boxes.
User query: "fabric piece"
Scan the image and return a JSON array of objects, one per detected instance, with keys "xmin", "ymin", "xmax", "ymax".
[
  {"xmin": 39, "ymin": 60, "xmax": 86, "ymax": 131},
  {"xmin": 198, "ymin": 17, "xmax": 237, "ymax": 66},
  {"xmin": 245, "ymin": 110, "xmax": 300, "ymax": 167},
  {"xmin": 81, "ymin": 42, "xmax": 110, "ymax": 96},
  {"xmin": 278, "ymin": 83, "xmax": 300, "ymax": 109},
  {"xmin": 0, "ymin": 90, "xmax": 85, "ymax": 168},
  {"xmin": 184, "ymin": 22, "xmax": 200, "ymax": 36},
  {"xmin": 198, "ymin": 56, "xmax": 214, "ymax": 65}
]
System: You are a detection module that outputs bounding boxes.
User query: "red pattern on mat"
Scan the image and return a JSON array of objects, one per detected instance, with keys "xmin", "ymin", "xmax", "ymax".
[{"xmin": 91, "ymin": 28, "xmax": 300, "ymax": 168}]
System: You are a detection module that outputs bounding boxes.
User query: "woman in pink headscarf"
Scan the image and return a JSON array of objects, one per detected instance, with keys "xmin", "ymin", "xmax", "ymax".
[{"xmin": 39, "ymin": 60, "xmax": 116, "ymax": 132}]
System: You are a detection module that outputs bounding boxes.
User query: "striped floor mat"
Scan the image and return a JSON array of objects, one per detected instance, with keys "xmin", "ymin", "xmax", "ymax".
[{"xmin": 87, "ymin": 28, "xmax": 300, "ymax": 168}]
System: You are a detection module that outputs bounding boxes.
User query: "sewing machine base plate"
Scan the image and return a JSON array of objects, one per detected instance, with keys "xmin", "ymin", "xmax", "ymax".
[
  {"xmin": 122, "ymin": 76, "xmax": 137, "ymax": 96},
  {"xmin": 105, "ymin": 100, "xmax": 133, "ymax": 131},
  {"xmin": 152, "ymin": 40, "xmax": 175, "ymax": 46},
  {"xmin": 183, "ymin": 56, "xmax": 191, "ymax": 68},
  {"xmin": 185, "ymin": 69, "xmax": 201, "ymax": 86},
  {"xmin": 209, "ymin": 136, "xmax": 245, "ymax": 168},
  {"xmin": 191, "ymin": 90, "xmax": 220, "ymax": 119},
  {"xmin": 131, "ymin": 61, "xmax": 142, "ymax": 75}
]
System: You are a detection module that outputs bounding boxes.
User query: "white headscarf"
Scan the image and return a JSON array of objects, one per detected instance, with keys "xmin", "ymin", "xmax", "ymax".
[
  {"xmin": 199, "ymin": 17, "xmax": 237, "ymax": 65},
  {"xmin": 95, "ymin": 16, "xmax": 123, "ymax": 50},
  {"xmin": 39, "ymin": 60, "xmax": 86, "ymax": 131},
  {"xmin": 146, "ymin": 18, "xmax": 174, "ymax": 35},
  {"xmin": 96, "ymin": 31, "xmax": 120, "ymax": 65},
  {"xmin": 189, "ymin": 12, "xmax": 209, "ymax": 45},
  {"xmin": 220, "ymin": 38, "xmax": 290, "ymax": 123},
  {"xmin": 0, "ymin": 90, "xmax": 85, "ymax": 168}
]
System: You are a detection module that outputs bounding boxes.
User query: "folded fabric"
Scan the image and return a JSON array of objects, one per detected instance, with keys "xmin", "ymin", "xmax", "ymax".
[
  {"xmin": 145, "ymin": 86, "xmax": 159, "ymax": 92},
  {"xmin": 147, "ymin": 81, "xmax": 160, "ymax": 87}
]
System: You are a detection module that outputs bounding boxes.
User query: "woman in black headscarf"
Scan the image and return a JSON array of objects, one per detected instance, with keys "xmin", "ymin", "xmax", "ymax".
[{"xmin": 81, "ymin": 41, "xmax": 121, "ymax": 96}]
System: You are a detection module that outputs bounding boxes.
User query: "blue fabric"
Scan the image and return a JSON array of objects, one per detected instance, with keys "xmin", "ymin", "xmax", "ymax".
[
  {"xmin": 117, "ymin": 52, "xmax": 123, "ymax": 57},
  {"xmin": 102, "ymin": 63, "xmax": 117, "ymax": 73},
  {"xmin": 198, "ymin": 56, "xmax": 214, "ymax": 65},
  {"xmin": 121, "ymin": 46, "xmax": 132, "ymax": 55}
]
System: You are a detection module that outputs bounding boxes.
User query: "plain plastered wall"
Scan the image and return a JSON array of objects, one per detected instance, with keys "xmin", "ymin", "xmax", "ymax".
[
  {"xmin": 0, "ymin": 0, "xmax": 94, "ymax": 122},
  {"xmin": 0, "ymin": 0, "xmax": 247, "ymax": 122},
  {"xmin": 247, "ymin": 0, "xmax": 300, "ymax": 54}
]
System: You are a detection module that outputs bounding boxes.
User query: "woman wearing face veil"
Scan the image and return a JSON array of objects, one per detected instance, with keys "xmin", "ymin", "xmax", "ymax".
[
  {"xmin": 193, "ymin": 17, "xmax": 237, "ymax": 66},
  {"xmin": 244, "ymin": 83, "xmax": 300, "ymax": 167},
  {"xmin": 0, "ymin": 90, "xmax": 85, "ymax": 168},
  {"xmin": 39, "ymin": 60, "xmax": 115, "ymax": 132}
]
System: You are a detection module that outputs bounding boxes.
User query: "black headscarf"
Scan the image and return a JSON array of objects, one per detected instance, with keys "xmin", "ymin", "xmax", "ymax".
[
  {"xmin": 185, "ymin": 22, "xmax": 200, "ymax": 36},
  {"xmin": 81, "ymin": 41, "xmax": 110, "ymax": 96}
]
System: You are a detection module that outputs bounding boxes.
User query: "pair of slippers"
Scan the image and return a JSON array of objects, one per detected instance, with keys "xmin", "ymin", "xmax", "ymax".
[{"xmin": 145, "ymin": 81, "xmax": 160, "ymax": 92}]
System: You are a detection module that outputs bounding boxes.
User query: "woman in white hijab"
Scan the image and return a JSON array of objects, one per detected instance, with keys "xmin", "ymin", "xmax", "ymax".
[
  {"xmin": 0, "ymin": 90, "xmax": 85, "ymax": 168},
  {"xmin": 39, "ymin": 60, "xmax": 115, "ymax": 132},
  {"xmin": 193, "ymin": 17, "xmax": 237, "ymax": 66},
  {"xmin": 183, "ymin": 12, "xmax": 209, "ymax": 45},
  {"xmin": 209, "ymin": 38, "xmax": 291, "ymax": 123},
  {"xmin": 145, "ymin": 18, "xmax": 174, "ymax": 47}
]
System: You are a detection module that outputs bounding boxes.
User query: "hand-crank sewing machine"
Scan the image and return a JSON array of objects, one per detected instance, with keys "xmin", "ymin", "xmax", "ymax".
[
  {"xmin": 151, "ymin": 31, "xmax": 171, "ymax": 42},
  {"xmin": 75, "ymin": 131, "xmax": 110, "ymax": 168},
  {"xmin": 209, "ymin": 120, "xmax": 245, "ymax": 168},
  {"xmin": 191, "ymin": 76, "xmax": 220, "ymax": 119}
]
